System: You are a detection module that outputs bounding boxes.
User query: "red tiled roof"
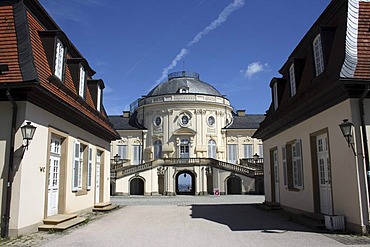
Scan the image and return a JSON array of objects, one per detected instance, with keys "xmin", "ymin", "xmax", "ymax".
[
  {"xmin": 355, "ymin": 1, "xmax": 370, "ymax": 79},
  {"xmin": 0, "ymin": 6, "xmax": 22, "ymax": 83},
  {"xmin": 0, "ymin": 1, "xmax": 117, "ymax": 139}
]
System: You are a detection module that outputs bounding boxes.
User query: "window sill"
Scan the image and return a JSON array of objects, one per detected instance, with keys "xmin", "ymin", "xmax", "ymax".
[
  {"xmin": 73, "ymin": 189, "xmax": 88, "ymax": 196},
  {"xmin": 287, "ymin": 188, "xmax": 300, "ymax": 192}
]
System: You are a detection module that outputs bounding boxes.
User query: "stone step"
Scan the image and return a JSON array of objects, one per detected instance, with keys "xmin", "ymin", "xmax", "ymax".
[
  {"xmin": 94, "ymin": 202, "xmax": 112, "ymax": 208},
  {"xmin": 42, "ymin": 214, "xmax": 78, "ymax": 225},
  {"xmin": 92, "ymin": 204, "xmax": 118, "ymax": 212},
  {"xmin": 39, "ymin": 217, "xmax": 86, "ymax": 231}
]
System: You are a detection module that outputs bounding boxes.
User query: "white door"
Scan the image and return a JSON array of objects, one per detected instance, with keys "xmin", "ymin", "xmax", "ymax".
[
  {"xmin": 317, "ymin": 134, "xmax": 333, "ymax": 215},
  {"xmin": 180, "ymin": 139, "xmax": 190, "ymax": 158},
  {"xmin": 48, "ymin": 138, "xmax": 61, "ymax": 216},
  {"xmin": 95, "ymin": 153, "xmax": 101, "ymax": 204},
  {"xmin": 273, "ymin": 150, "xmax": 280, "ymax": 203}
]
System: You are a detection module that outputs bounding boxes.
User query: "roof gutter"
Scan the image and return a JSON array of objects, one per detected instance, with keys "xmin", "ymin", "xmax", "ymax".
[{"xmin": 1, "ymin": 89, "xmax": 17, "ymax": 238}]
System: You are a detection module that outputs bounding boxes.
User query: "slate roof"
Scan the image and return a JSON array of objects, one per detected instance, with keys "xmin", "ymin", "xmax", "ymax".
[
  {"xmin": 147, "ymin": 74, "xmax": 222, "ymax": 97},
  {"xmin": 109, "ymin": 113, "xmax": 146, "ymax": 131},
  {"xmin": 226, "ymin": 114, "xmax": 265, "ymax": 129}
]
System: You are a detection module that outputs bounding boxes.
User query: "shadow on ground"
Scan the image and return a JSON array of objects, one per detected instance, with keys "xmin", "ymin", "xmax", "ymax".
[{"xmin": 190, "ymin": 203, "xmax": 312, "ymax": 232}]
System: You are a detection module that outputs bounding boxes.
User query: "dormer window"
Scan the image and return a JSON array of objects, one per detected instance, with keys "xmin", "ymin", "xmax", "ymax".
[
  {"xmin": 273, "ymin": 82, "xmax": 278, "ymax": 110},
  {"xmin": 179, "ymin": 87, "xmax": 189, "ymax": 94},
  {"xmin": 289, "ymin": 63, "xmax": 296, "ymax": 97},
  {"xmin": 54, "ymin": 39, "xmax": 65, "ymax": 81},
  {"xmin": 96, "ymin": 85, "xmax": 101, "ymax": 112},
  {"xmin": 78, "ymin": 65, "xmax": 86, "ymax": 98},
  {"xmin": 313, "ymin": 34, "xmax": 324, "ymax": 76}
]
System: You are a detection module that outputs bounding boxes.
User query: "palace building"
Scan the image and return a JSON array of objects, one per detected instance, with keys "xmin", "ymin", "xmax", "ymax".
[{"xmin": 109, "ymin": 71, "xmax": 264, "ymax": 196}]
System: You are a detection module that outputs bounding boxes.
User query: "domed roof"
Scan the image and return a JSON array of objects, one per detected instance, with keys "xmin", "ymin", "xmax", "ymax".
[{"xmin": 147, "ymin": 71, "xmax": 222, "ymax": 97}]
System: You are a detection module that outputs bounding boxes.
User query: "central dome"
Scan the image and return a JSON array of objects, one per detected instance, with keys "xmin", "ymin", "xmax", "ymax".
[{"xmin": 147, "ymin": 71, "xmax": 222, "ymax": 97}]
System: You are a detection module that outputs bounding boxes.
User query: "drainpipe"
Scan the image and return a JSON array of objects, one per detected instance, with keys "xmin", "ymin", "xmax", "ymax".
[
  {"xmin": 1, "ymin": 89, "xmax": 18, "ymax": 238},
  {"xmin": 359, "ymin": 84, "xmax": 370, "ymax": 201}
]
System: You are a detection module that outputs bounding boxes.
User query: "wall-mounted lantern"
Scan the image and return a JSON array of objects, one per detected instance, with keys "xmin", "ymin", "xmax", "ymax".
[
  {"xmin": 253, "ymin": 153, "xmax": 260, "ymax": 163},
  {"xmin": 114, "ymin": 154, "xmax": 121, "ymax": 164},
  {"xmin": 20, "ymin": 122, "xmax": 36, "ymax": 150},
  {"xmin": 339, "ymin": 119, "xmax": 356, "ymax": 156}
]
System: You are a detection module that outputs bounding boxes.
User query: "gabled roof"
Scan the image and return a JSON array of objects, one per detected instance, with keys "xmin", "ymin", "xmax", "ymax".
[{"xmin": 0, "ymin": 0, "xmax": 119, "ymax": 141}]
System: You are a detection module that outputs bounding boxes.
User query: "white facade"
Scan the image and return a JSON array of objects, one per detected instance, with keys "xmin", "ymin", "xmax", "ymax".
[{"xmin": 110, "ymin": 72, "xmax": 264, "ymax": 196}]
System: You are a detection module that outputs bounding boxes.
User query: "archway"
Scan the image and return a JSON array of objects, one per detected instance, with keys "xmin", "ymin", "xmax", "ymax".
[
  {"xmin": 130, "ymin": 177, "xmax": 144, "ymax": 195},
  {"xmin": 227, "ymin": 176, "xmax": 242, "ymax": 195},
  {"xmin": 176, "ymin": 171, "xmax": 195, "ymax": 195}
]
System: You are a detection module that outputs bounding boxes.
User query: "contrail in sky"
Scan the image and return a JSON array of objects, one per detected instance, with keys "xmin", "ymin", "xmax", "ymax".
[{"xmin": 156, "ymin": 0, "xmax": 246, "ymax": 84}]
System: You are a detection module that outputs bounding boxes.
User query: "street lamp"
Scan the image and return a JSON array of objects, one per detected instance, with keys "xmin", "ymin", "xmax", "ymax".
[
  {"xmin": 339, "ymin": 119, "xmax": 356, "ymax": 155},
  {"xmin": 20, "ymin": 122, "xmax": 36, "ymax": 150},
  {"xmin": 253, "ymin": 153, "xmax": 260, "ymax": 163},
  {"xmin": 114, "ymin": 154, "xmax": 120, "ymax": 163}
]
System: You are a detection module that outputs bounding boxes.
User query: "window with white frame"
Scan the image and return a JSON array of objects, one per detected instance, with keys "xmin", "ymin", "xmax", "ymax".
[
  {"xmin": 273, "ymin": 83, "xmax": 278, "ymax": 110},
  {"xmin": 282, "ymin": 139, "xmax": 303, "ymax": 189},
  {"xmin": 227, "ymin": 144, "xmax": 237, "ymax": 164},
  {"xmin": 154, "ymin": 140, "xmax": 162, "ymax": 159},
  {"xmin": 133, "ymin": 145, "xmax": 142, "ymax": 165},
  {"xmin": 289, "ymin": 63, "xmax": 296, "ymax": 97},
  {"xmin": 117, "ymin": 145, "xmax": 127, "ymax": 159},
  {"xmin": 87, "ymin": 147, "xmax": 92, "ymax": 190},
  {"xmin": 313, "ymin": 34, "xmax": 324, "ymax": 76},
  {"xmin": 54, "ymin": 39, "xmax": 65, "ymax": 81},
  {"xmin": 96, "ymin": 85, "xmax": 101, "ymax": 112},
  {"xmin": 208, "ymin": 140, "xmax": 216, "ymax": 159},
  {"xmin": 243, "ymin": 144, "xmax": 253, "ymax": 158},
  {"xmin": 72, "ymin": 141, "xmax": 84, "ymax": 191},
  {"xmin": 258, "ymin": 144, "xmax": 263, "ymax": 158},
  {"xmin": 79, "ymin": 65, "xmax": 86, "ymax": 98}
]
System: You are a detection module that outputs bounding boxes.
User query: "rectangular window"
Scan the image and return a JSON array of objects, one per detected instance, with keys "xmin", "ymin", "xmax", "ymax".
[
  {"xmin": 87, "ymin": 147, "xmax": 92, "ymax": 190},
  {"xmin": 117, "ymin": 145, "xmax": 127, "ymax": 159},
  {"xmin": 79, "ymin": 65, "xmax": 86, "ymax": 98},
  {"xmin": 289, "ymin": 63, "xmax": 296, "ymax": 97},
  {"xmin": 54, "ymin": 39, "xmax": 65, "ymax": 81},
  {"xmin": 243, "ymin": 144, "xmax": 253, "ymax": 158},
  {"xmin": 227, "ymin": 144, "xmax": 237, "ymax": 164},
  {"xmin": 133, "ymin": 145, "xmax": 142, "ymax": 165},
  {"xmin": 97, "ymin": 85, "xmax": 101, "ymax": 112},
  {"xmin": 273, "ymin": 83, "xmax": 278, "ymax": 110},
  {"xmin": 282, "ymin": 140, "xmax": 303, "ymax": 190},
  {"xmin": 258, "ymin": 144, "xmax": 263, "ymax": 158},
  {"xmin": 313, "ymin": 34, "xmax": 324, "ymax": 76}
]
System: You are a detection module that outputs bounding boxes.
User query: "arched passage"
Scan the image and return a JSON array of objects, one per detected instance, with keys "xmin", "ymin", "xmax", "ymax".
[
  {"xmin": 176, "ymin": 171, "xmax": 195, "ymax": 195},
  {"xmin": 227, "ymin": 176, "xmax": 242, "ymax": 195},
  {"xmin": 130, "ymin": 177, "xmax": 145, "ymax": 195}
]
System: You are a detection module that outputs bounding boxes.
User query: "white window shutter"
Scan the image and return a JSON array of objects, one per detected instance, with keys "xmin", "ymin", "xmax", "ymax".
[
  {"xmin": 72, "ymin": 141, "xmax": 80, "ymax": 191},
  {"xmin": 87, "ymin": 147, "xmax": 92, "ymax": 189},
  {"xmin": 295, "ymin": 139, "xmax": 303, "ymax": 189},
  {"xmin": 282, "ymin": 145, "xmax": 287, "ymax": 187}
]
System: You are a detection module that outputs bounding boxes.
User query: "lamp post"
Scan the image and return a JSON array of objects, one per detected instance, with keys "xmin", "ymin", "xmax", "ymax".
[
  {"xmin": 253, "ymin": 153, "xmax": 260, "ymax": 164},
  {"xmin": 339, "ymin": 119, "xmax": 356, "ymax": 155},
  {"xmin": 20, "ymin": 122, "xmax": 37, "ymax": 150}
]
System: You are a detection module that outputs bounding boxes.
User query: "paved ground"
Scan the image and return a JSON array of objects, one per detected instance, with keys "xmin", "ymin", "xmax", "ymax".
[{"xmin": 2, "ymin": 195, "xmax": 370, "ymax": 246}]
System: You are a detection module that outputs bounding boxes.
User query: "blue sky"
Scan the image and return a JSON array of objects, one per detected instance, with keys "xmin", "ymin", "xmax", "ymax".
[{"xmin": 39, "ymin": 0, "xmax": 331, "ymax": 115}]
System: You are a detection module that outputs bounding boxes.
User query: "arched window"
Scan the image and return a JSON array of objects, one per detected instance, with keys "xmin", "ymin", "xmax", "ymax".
[
  {"xmin": 208, "ymin": 140, "xmax": 216, "ymax": 159},
  {"xmin": 154, "ymin": 140, "xmax": 162, "ymax": 159}
]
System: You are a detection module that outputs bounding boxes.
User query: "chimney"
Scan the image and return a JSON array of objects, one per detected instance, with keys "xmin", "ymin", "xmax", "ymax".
[
  {"xmin": 123, "ymin": 111, "xmax": 130, "ymax": 118},
  {"xmin": 236, "ymin": 110, "xmax": 246, "ymax": 116}
]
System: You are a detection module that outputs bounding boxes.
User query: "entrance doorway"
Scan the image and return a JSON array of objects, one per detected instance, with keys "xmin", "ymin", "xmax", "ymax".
[
  {"xmin": 316, "ymin": 134, "xmax": 333, "ymax": 215},
  {"xmin": 176, "ymin": 171, "xmax": 195, "ymax": 195},
  {"xmin": 47, "ymin": 138, "xmax": 61, "ymax": 216},
  {"xmin": 130, "ymin": 177, "xmax": 145, "ymax": 195},
  {"xmin": 227, "ymin": 175, "xmax": 242, "ymax": 194}
]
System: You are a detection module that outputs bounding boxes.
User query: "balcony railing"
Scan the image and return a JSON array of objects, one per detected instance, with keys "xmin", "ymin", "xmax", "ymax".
[{"xmin": 111, "ymin": 158, "xmax": 264, "ymax": 179}]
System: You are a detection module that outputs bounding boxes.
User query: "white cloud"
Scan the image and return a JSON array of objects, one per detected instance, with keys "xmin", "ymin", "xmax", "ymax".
[{"xmin": 243, "ymin": 62, "xmax": 269, "ymax": 79}]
